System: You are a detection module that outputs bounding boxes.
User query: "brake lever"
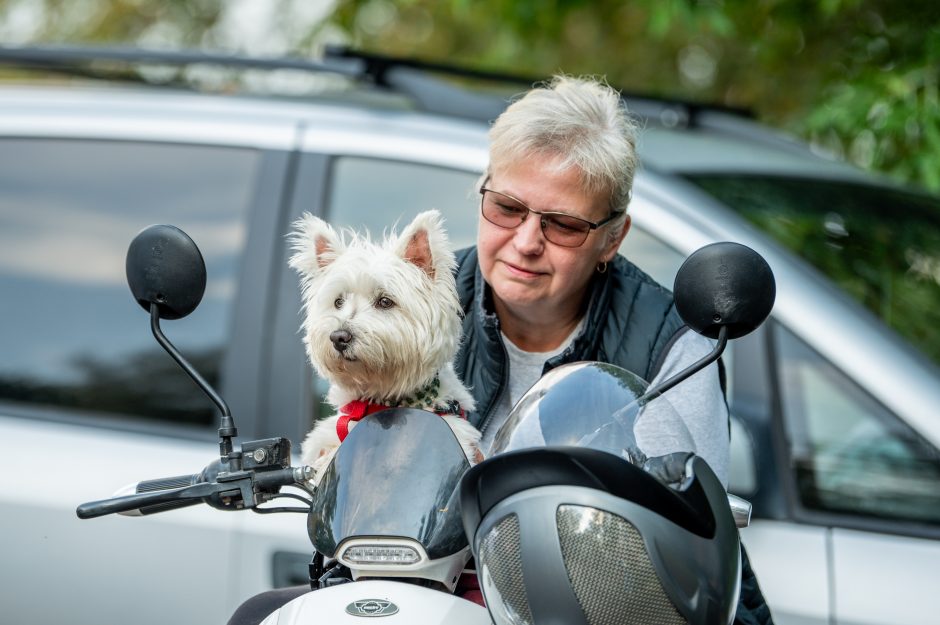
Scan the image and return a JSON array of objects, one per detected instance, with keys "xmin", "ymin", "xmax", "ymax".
[{"xmin": 77, "ymin": 480, "xmax": 233, "ymax": 519}]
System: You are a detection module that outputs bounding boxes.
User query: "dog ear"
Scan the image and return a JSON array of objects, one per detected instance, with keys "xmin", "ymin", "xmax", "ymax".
[
  {"xmin": 288, "ymin": 212, "xmax": 345, "ymax": 277},
  {"xmin": 395, "ymin": 210, "xmax": 455, "ymax": 280}
]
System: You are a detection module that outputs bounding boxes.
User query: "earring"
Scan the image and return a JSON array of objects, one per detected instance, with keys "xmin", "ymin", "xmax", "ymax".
[{"xmin": 596, "ymin": 261, "xmax": 608, "ymax": 274}]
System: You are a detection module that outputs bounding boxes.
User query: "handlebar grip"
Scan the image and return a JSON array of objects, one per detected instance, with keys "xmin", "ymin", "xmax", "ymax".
[
  {"xmin": 77, "ymin": 475, "xmax": 221, "ymax": 519},
  {"xmin": 132, "ymin": 474, "xmax": 203, "ymax": 515},
  {"xmin": 137, "ymin": 474, "xmax": 201, "ymax": 492},
  {"xmin": 77, "ymin": 485, "xmax": 194, "ymax": 519}
]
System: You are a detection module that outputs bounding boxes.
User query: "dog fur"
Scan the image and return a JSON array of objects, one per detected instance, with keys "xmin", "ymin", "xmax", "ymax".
[{"xmin": 289, "ymin": 210, "xmax": 480, "ymax": 483}]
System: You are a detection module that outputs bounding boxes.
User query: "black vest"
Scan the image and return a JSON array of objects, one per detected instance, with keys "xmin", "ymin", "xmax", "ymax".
[{"xmin": 453, "ymin": 247, "xmax": 685, "ymax": 434}]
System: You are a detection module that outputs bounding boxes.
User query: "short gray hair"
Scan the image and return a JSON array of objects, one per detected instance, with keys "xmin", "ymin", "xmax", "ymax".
[{"xmin": 487, "ymin": 75, "xmax": 638, "ymax": 240}]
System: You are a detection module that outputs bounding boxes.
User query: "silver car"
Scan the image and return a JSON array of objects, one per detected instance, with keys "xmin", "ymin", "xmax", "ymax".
[{"xmin": 0, "ymin": 46, "xmax": 938, "ymax": 625}]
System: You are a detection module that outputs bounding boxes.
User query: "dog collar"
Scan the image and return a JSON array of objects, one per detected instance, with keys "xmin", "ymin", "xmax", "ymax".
[{"xmin": 336, "ymin": 377, "xmax": 467, "ymax": 441}]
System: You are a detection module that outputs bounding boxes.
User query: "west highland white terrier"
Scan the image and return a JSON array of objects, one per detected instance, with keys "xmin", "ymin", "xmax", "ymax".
[{"xmin": 289, "ymin": 210, "xmax": 481, "ymax": 483}]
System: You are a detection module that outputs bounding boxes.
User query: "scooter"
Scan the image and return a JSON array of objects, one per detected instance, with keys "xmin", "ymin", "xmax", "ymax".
[{"xmin": 76, "ymin": 225, "xmax": 774, "ymax": 625}]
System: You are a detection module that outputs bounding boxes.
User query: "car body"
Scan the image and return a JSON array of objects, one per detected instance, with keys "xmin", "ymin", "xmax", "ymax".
[{"xmin": 0, "ymin": 47, "xmax": 938, "ymax": 625}]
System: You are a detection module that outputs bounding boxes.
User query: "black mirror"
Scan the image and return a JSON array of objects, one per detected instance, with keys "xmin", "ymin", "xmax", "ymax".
[
  {"xmin": 125, "ymin": 224, "xmax": 206, "ymax": 320},
  {"xmin": 125, "ymin": 224, "xmax": 236, "ymax": 458},
  {"xmin": 641, "ymin": 242, "xmax": 775, "ymax": 401},
  {"xmin": 673, "ymin": 242, "xmax": 776, "ymax": 340}
]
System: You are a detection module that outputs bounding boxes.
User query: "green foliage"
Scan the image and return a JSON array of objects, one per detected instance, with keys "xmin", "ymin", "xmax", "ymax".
[
  {"xmin": 0, "ymin": 0, "xmax": 938, "ymax": 191},
  {"xmin": 326, "ymin": 0, "xmax": 940, "ymax": 193},
  {"xmin": 0, "ymin": 0, "xmax": 223, "ymax": 46}
]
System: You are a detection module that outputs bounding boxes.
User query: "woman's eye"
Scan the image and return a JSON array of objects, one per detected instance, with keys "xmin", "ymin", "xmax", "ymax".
[
  {"xmin": 551, "ymin": 220, "xmax": 579, "ymax": 233},
  {"xmin": 334, "ymin": 297, "xmax": 344, "ymax": 309},
  {"xmin": 498, "ymin": 203, "xmax": 526, "ymax": 216},
  {"xmin": 375, "ymin": 296, "xmax": 396, "ymax": 310},
  {"xmin": 549, "ymin": 217, "xmax": 586, "ymax": 233}
]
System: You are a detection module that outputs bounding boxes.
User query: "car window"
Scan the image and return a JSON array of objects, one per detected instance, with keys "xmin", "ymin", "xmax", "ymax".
[
  {"xmin": 0, "ymin": 139, "xmax": 257, "ymax": 427},
  {"xmin": 618, "ymin": 226, "xmax": 685, "ymax": 293},
  {"xmin": 325, "ymin": 156, "xmax": 480, "ymax": 250},
  {"xmin": 774, "ymin": 323, "xmax": 940, "ymax": 525},
  {"xmin": 685, "ymin": 174, "xmax": 940, "ymax": 369}
]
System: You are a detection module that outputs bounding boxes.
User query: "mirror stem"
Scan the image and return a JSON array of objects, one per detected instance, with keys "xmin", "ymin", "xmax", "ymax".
[
  {"xmin": 639, "ymin": 325, "xmax": 728, "ymax": 403},
  {"xmin": 150, "ymin": 304, "xmax": 239, "ymax": 459}
]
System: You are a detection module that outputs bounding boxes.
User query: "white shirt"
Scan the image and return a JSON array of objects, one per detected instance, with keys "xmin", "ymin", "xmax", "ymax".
[{"xmin": 478, "ymin": 321, "xmax": 582, "ymax": 454}]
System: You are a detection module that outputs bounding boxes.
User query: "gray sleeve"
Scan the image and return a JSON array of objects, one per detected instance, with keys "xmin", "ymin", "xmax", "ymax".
[{"xmin": 642, "ymin": 330, "xmax": 730, "ymax": 488}]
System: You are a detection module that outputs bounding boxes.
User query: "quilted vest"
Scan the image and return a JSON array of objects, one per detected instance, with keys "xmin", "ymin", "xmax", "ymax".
[{"xmin": 453, "ymin": 247, "xmax": 685, "ymax": 434}]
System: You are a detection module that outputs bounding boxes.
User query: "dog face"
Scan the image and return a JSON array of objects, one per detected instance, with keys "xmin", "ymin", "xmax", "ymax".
[{"xmin": 289, "ymin": 210, "xmax": 462, "ymax": 400}]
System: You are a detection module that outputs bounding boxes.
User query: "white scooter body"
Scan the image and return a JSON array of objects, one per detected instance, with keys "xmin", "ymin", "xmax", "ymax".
[{"xmin": 259, "ymin": 580, "xmax": 490, "ymax": 624}]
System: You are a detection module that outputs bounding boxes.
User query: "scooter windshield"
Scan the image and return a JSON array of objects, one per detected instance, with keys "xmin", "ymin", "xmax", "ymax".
[
  {"xmin": 489, "ymin": 361, "xmax": 696, "ymax": 466},
  {"xmin": 308, "ymin": 408, "xmax": 469, "ymax": 560}
]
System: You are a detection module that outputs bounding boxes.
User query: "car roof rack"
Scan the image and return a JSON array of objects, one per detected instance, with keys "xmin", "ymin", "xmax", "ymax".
[
  {"xmin": 0, "ymin": 43, "xmax": 364, "ymax": 82},
  {"xmin": 323, "ymin": 46, "xmax": 754, "ymax": 126},
  {"xmin": 0, "ymin": 43, "xmax": 752, "ymax": 126}
]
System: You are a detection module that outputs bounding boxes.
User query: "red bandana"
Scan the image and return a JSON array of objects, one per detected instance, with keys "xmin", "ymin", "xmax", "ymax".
[{"xmin": 336, "ymin": 400, "xmax": 467, "ymax": 441}]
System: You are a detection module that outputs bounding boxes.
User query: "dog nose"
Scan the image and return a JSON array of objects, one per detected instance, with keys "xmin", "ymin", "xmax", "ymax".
[{"xmin": 330, "ymin": 329, "xmax": 353, "ymax": 352}]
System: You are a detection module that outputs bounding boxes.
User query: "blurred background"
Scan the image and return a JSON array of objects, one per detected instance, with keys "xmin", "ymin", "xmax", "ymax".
[
  {"xmin": 1, "ymin": 2, "xmax": 939, "ymax": 625},
  {"xmin": 1, "ymin": 0, "xmax": 938, "ymax": 192}
]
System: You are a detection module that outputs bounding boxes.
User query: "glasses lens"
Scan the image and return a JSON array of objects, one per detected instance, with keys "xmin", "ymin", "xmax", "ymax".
[
  {"xmin": 543, "ymin": 214, "xmax": 591, "ymax": 247},
  {"xmin": 482, "ymin": 191, "xmax": 528, "ymax": 228}
]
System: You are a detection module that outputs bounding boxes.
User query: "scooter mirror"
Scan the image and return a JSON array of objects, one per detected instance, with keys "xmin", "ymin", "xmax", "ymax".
[
  {"xmin": 125, "ymin": 224, "xmax": 206, "ymax": 320},
  {"xmin": 673, "ymin": 242, "xmax": 776, "ymax": 340}
]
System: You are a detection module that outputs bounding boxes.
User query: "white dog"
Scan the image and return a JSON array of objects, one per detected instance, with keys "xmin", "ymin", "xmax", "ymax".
[{"xmin": 288, "ymin": 210, "xmax": 481, "ymax": 483}]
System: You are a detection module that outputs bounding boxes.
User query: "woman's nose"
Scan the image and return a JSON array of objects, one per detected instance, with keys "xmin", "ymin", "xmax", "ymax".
[{"xmin": 512, "ymin": 213, "xmax": 545, "ymax": 254}]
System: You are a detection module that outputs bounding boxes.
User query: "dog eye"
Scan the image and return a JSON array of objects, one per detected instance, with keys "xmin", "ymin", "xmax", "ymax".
[
  {"xmin": 334, "ymin": 297, "xmax": 344, "ymax": 309},
  {"xmin": 375, "ymin": 296, "xmax": 396, "ymax": 309}
]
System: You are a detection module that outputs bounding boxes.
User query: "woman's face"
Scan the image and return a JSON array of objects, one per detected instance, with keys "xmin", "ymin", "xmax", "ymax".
[{"xmin": 478, "ymin": 154, "xmax": 629, "ymax": 324}]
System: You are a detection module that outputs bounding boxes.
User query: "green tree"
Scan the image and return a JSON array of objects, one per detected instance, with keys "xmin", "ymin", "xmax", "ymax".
[
  {"xmin": 0, "ymin": 0, "xmax": 224, "ymax": 47},
  {"xmin": 1, "ymin": 0, "xmax": 938, "ymax": 191},
  {"xmin": 324, "ymin": 0, "xmax": 940, "ymax": 192}
]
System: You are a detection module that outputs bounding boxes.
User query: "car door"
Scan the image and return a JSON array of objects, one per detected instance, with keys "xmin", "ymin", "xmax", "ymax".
[
  {"xmin": 771, "ymin": 322, "xmax": 940, "ymax": 625},
  {"xmin": 0, "ymin": 131, "xmax": 296, "ymax": 625},
  {"xmin": 631, "ymin": 175, "xmax": 940, "ymax": 625}
]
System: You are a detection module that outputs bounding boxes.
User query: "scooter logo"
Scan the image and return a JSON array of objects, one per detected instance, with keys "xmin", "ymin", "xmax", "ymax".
[{"xmin": 345, "ymin": 599, "xmax": 399, "ymax": 617}]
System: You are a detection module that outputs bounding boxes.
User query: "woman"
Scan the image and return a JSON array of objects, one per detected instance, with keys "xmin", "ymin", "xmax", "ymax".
[
  {"xmin": 453, "ymin": 75, "xmax": 773, "ymax": 624},
  {"xmin": 455, "ymin": 76, "xmax": 729, "ymax": 482}
]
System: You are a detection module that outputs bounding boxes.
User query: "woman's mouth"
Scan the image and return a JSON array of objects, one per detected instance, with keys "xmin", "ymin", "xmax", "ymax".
[{"xmin": 503, "ymin": 261, "xmax": 544, "ymax": 279}]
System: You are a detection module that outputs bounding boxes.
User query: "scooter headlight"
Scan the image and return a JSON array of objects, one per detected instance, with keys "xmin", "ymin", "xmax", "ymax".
[{"xmin": 341, "ymin": 544, "xmax": 422, "ymax": 565}]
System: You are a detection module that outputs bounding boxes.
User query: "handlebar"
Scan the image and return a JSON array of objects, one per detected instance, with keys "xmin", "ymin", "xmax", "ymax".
[{"xmin": 76, "ymin": 453, "xmax": 313, "ymax": 520}]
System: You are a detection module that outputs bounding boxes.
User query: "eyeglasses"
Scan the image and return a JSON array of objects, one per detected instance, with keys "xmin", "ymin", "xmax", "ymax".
[{"xmin": 479, "ymin": 187, "xmax": 623, "ymax": 248}]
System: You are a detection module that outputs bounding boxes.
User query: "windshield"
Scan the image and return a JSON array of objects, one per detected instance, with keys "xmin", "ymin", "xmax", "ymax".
[
  {"xmin": 307, "ymin": 408, "xmax": 469, "ymax": 560},
  {"xmin": 490, "ymin": 362, "xmax": 696, "ymax": 465},
  {"xmin": 685, "ymin": 174, "xmax": 940, "ymax": 368}
]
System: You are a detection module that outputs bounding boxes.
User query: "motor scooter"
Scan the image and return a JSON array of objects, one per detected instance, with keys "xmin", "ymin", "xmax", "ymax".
[{"xmin": 76, "ymin": 225, "xmax": 774, "ymax": 625}]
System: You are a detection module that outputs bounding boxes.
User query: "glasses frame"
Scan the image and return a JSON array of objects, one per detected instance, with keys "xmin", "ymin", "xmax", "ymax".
[{"xmin": 479, "ymin": 187, "xmax": 623, "ymax": 248}]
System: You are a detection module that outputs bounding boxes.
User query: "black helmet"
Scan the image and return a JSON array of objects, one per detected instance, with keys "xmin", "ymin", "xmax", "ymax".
[{"xmin": 459, "ymin": 362, "xmax": 742, "ymax": 625}]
